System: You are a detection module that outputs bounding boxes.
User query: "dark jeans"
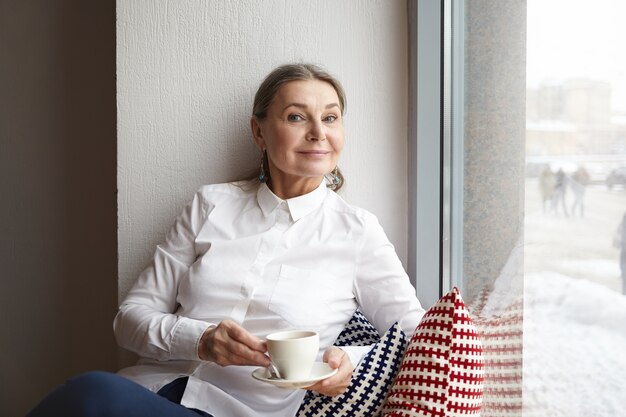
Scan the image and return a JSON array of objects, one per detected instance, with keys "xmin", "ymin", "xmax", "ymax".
[{"xmin": 26, "ymin": 371, "xmax": 213, "ymax": 417}]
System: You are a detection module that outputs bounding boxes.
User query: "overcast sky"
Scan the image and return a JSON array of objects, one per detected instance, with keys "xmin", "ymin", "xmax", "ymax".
[{"xmin": 527, "ymin": 0, "xmax": 626, "ymax": 111}]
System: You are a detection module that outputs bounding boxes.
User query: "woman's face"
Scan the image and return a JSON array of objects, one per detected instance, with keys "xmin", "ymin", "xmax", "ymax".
[{"xmin": 251, "ymin": 79, "xmax": 345, "ymax": 192}]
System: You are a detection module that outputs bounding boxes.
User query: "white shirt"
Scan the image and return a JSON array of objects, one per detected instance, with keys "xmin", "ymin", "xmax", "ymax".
[{"xmin": 114, "ymin": 180, "xmax": 425, "ymax": 417}]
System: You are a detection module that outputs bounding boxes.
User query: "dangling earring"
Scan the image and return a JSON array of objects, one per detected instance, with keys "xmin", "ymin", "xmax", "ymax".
[
  {"xmin": 258, "ymin": 151, "xmax": 267, "ymax": 183},
  {"xmin": 330, "ymin": 167, "xmax": 340, "ymax": 189}
]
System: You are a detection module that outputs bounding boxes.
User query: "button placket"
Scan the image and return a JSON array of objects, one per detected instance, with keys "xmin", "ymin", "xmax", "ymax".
[{"xmin": 229, "ymin": 205, "xmax": 291, "ymax": 322}]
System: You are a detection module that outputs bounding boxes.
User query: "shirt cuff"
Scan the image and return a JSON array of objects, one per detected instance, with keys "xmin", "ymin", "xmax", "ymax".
[
  {"xmin": 170, "ymin": 317, "xmax": 215, "ymax": 361},
  {"xmin": 338, "ymin": 345, "xmax": 373, "ymax": 370}
]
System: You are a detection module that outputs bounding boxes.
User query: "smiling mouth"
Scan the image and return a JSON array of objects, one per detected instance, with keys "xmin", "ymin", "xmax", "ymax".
[{"xmin": 298, "ymin": 150, "xmax": 330, "ymax": 155}]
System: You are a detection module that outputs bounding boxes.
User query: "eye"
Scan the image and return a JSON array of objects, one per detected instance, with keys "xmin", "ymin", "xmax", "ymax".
[
  {"xmin": 323, "ymin": 114, "xmax": 338, "ymax": 123},
  {"xmin": 287, "ymin": 114, "xmax": 304, "ymax": 122}
]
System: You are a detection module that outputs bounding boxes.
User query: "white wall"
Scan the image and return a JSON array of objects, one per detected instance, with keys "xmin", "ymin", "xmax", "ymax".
[{"xmin": 117, "ymin": 0, "xmax": 409, "ymax": 300}]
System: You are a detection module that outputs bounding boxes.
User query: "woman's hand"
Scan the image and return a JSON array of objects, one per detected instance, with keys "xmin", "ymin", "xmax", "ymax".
[
  {"xmin": 198, "ymin": 320, "xmax": 270, "ymax": 367},
  {"xmin": 305, "ymin": 346, "xmax": 352, "ymax": 397}
]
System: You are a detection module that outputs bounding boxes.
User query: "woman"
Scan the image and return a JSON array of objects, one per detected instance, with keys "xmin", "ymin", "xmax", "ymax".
[{"xmin": 27, "ymin": 64, "xmax": 424, "ymax": 417}]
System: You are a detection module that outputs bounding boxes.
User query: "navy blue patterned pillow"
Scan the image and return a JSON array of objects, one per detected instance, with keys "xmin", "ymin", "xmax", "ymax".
[
  {"xmin": 333, "ymin": 310, "xmax": 381, "ymax": 347},
  {"xmin": 296, "ymin": 311, "xmax": 408, "ymax": 417}
]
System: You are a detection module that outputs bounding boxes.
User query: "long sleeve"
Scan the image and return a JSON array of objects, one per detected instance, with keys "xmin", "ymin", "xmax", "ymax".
[
  {"xmin": 340, "ymin": 212, "xmax": 425, "ymax": 367},
  {"xmin": 354, "ymin": 213, "xmax": 425, "ymax": 337},
  {"xmin": 113, "ymin": 182, "xmax": 426, "ymax": 417},
  {"xmin": 114, "ymin": 189, "xmax": 213, "ymax": 361}
]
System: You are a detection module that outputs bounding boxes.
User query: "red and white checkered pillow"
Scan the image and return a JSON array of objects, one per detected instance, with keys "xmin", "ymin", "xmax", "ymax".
[
  {"xmin": 468, "ymin": 288, "xmax": 523, "ymax": 416},
  {"xmin": 382, "ymin": 288, "xmax": 484, "ymax": 417}
]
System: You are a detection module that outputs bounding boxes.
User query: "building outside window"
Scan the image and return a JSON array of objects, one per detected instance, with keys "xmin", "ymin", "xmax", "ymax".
[
  {"xmin": 522, "ymin": 1, "xmax": 626, "ymax": 415},
  {"xmin": 419, "ymin": 1, "xmax": 626, "ymax": 415}
]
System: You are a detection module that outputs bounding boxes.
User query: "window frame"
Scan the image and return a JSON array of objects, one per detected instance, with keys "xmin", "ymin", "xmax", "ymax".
[{"xmin": 408, "ymin": 0, "xmax": 464, "ymax": 308}]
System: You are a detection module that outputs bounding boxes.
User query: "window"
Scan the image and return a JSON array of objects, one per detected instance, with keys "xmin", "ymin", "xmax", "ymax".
[
  {"xmin": 412, "ymin": 0, "xmax": 626, "ymax": 415},
  {"xmin": 523, "ymin": 1, "xmax": 626, "ymax": 415}
]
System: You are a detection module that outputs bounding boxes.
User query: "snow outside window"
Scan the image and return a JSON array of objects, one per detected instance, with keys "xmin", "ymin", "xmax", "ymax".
[{"xmin": 446, "ymin": 1, "xmax": 626, "ymax": 416}]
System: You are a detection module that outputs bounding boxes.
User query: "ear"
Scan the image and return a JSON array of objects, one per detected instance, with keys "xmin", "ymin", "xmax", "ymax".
[{"xmin": 250, "ymin": 117, "xmax": 266, "ymax": 151}]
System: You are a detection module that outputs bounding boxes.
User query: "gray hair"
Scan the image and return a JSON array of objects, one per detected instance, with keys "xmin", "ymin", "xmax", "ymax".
[{"xmin": 252, "ymin": 63, "xmax": 346, "ymax": 119}]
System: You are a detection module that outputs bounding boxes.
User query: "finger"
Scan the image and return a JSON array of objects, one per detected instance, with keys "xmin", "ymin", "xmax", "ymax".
[
  {"xmin": 216, "ymin": 321, "xmax": 266, "ymax": 357},
  {"xmin": 226, "ymin": 322, "xmax": 267, "ymax": 353},
  {"xmin": 307, "ymin": 352, "xmax": 352, "ymax": 396},
  {"xmin": 322, "ymin": 361, "xmax": 351, "ymax": 388},
  {"xmin": 209, "ymin": 321, "xmax": 270, "ymax": 367},
  {"xmin": 306, "ymin": 372, "xmax": 349, "ymax": 397},
  {"xmin": 323, "ymin": 347, "xmax": 344, "ymax": 369},
  {"xmin": 222, "ymin": 337, "xmax": 271, "ymax": 366},
  {"xmin": 211, "ymin": 344, "xmax": 270, "ymax": 367},
  {"xmin": 226, "ymin": 345, "xmax": 271, "ymax": 366},
  {"xmin": 226, "ymin": 350, "xmax": 271, "ymax": 367}
]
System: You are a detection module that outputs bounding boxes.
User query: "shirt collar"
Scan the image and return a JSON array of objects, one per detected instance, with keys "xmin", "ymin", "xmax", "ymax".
[{"xmin": 257, "ymin": 180, "xmax": 329, "ymax": 221}]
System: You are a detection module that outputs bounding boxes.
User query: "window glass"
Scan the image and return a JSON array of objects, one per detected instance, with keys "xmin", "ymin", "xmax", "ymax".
[
  {"xmin": 523, "ymin": 0, "xmax": 626, "ymax": 415},
  {"xmin": 455, "ymin": 1, "xmax": 626, "ymax": 415},
  {"xmin": 458, "ymin": 2, "xmax": 526, "ymax": 415}
]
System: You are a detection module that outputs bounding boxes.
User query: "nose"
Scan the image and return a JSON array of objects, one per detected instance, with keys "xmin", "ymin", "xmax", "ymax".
[{"xmin": 306, "ymin": 120, "xmax": 326, "ymax": 142}]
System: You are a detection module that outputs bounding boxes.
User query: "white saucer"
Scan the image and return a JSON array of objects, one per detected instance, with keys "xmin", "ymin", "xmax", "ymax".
[{"xmin": 252, "ymin": 362, "xmax": 338, "ymax": 389}]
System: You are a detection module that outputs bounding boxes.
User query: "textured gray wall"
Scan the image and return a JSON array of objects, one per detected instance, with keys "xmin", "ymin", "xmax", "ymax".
[{"xmin": 117, "ymin": 0, "xmax": 411, "ymax": 302}]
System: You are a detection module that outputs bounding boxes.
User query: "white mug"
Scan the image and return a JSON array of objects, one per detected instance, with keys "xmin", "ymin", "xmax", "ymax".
[{"xmin": 266, "ymin": 330, "xmax": 319, "ymax": 380}]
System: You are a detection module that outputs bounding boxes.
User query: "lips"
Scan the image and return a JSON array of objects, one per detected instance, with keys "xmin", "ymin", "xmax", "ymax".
[{"xmin": 297, "ymin": 150, "xmax": 330, "ymax": 155}]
